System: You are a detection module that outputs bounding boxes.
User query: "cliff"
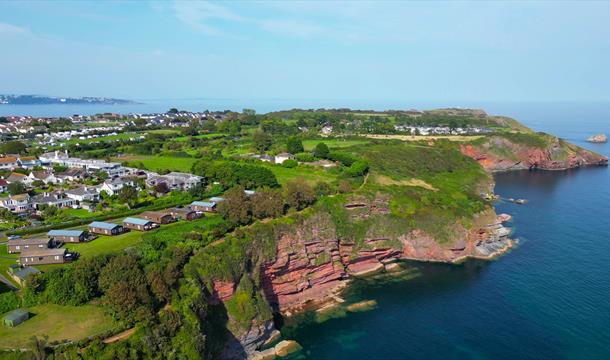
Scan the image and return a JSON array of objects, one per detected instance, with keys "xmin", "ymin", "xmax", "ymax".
[{"xmin": 460, "ymin": 133, "xmax": 608, "ymax": 171}]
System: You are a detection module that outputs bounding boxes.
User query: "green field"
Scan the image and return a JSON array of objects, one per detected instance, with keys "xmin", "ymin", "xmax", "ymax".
[
  {"xmin": 302, "ymin": 139, "xmax": 370, "ymax": 151},
  {"xmin": 263, "ymin": 163, "xmax": 338, "ymax": 185},
  {"xmin": 0, "ymin": 244, "xmax": 18, "ymax": 288},
  {"xmin": 65, "ymin": 230, "xmax": 143, "ymax": 259},
  {"xmin": 0, "ymin": 304, "xmax": 115, "ymax": 349},
  {"xmin": 173, "ymin": 133, "xmax": 227, "ymax": 142},
  {"xmin": 113, "ymin": 155, "xmax": 198, "ymax": 172}
]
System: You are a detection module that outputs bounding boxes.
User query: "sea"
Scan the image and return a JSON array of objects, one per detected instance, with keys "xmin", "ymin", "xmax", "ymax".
[{"xmin": 2, "ymin": 101, "xmax": 610, "ymax": 359}]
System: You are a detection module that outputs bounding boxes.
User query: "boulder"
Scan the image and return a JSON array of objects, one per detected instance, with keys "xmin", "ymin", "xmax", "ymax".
[{"xmin": 587, "ymin": 134, "xmax": 607, "ymax": 143}]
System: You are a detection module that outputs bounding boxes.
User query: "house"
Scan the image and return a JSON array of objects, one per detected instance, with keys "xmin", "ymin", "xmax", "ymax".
[
  {"xmin": 7, "ymin": 237, "xmax": 54, "ymax": 254},
  {"xmin": 5, "ymin": 172, "xmax": 29, "ymax": 184},
  {"xmin": 0, "ymin": 179, "xmax": 7, "ymax": 193},
  {"xmin": 7, "ymin": 265, "xmax": 40, "ymax": 286},
  {"xmin": 20, "ymin": 248, "xmax": 68, "ymax": 265},
  {"xmin": 139, "ymin": 211, "xmax": 174, "ymax": 224},
  {"xmin": 3, "ymin": 309, "xmax": 29, "ymax": 327},
  {"xmin": 65, "ymin": 186, "xmax": 100, "ymax": 202},
  {"xmin": 88, "ymin": 221, "xmax": 124, "ymax": 236},
  {"xmin": 47, "ymin": 229, "xmax": 87, "ymax": 243},
  {"xmin": 166, "ymin": 207, "xmax": 200, "ymax": 221},
  {"xmin": 190, "ymin": 201, "xmax": 217, "ymax": 213},
  {"xmin": 98, "ymin": 177, "xmax": 134, "ymax": 196},
  {"xmin": 28, "ymin": 171, "xmax": 58, "ymax": 184},
  {"xmin": 0, "ymin": 194, "xmax": 32, "ymax": 213},
  {"xmin": 260, "ymin": 154, "xmax": 274, "ymax": 163},
  {"xmin": 145, "ymin": 172, "xmax": 202, "ymax": 191},
  {"xmin": 274, "ymin": 153, "xmax": 294, "ymax": 164},
  {"xmin": 321, "ymin": 125, "xmax": 333, "ymax": 135},
  {"xmin": 31, "ymin": 191, "xmax": 76, "ymax": 209},
  {"xmin": 0, "ymin": 156, "xmax": 18, "ymax": 170},
  {"xmin": 55, "ymin": 168, "xmax": 88, "ymax": 182},
  {"xmin": 123, "ymin": 217, "xmax": 156, "ymax": 231},
  {"xmin": 17, "ymin": 156, "xmax": 41, "ymax": 169}
]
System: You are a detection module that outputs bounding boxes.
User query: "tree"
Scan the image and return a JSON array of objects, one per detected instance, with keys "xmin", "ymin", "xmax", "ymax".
[
  {"xmin": 7, "ymin": 182, "xmax": 26, "ymax": 195},
  {"xmin": 154, "ymin": 182, "xmax": 170, "ymax": 194},
  {"xmin": 118, "ymin": 185, "xmax": 138, "ymax": 207},
  {"xmin": 217, "ymin": 185, "xmax": 251, "ymax": 225},
  {"xmin": 313, "ymin": 142, "xmax": 329, "ymax": 159},
  {"xmin": 252, "ymin": 128, "xmax": 272, "ymax": 153},
  {"xmin": 99, "ymin": 255, "xmax": 153, "ymax": 323},
  {"xmin": 168, "ymin": 108, "xmax": 179, "ymax": 114},
  {"xmin": 53, "ymin": 164, "xmax": 68, "ymax": 173},
  {"xmin": 251, "ymin": 188, "xmax": 284, "ymax": 219},
  {"xmin": 286, "ymin": 136, "xmax": 304, "ymax": 154},
  {"xmin": 0, "ymin": 141, "xmax": 26, "ymax": 154},
  {"xmin": 284, "ymin": 179, "xmax": 316, "ymax": 210}
]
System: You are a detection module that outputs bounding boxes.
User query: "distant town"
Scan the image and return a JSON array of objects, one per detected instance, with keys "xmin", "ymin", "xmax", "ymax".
[{"xmin": 0, "ymin": 94, "xmax": 136, "ymax": 105}]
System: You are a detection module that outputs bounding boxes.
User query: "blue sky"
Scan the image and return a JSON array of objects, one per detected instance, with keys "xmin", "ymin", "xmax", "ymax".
[{"xmin": 1, "ymin": 1, "xmax": 609, "ymax": 102}]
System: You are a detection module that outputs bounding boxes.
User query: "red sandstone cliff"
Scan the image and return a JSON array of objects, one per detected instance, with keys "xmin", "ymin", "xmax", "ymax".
[{"xmin": 460, "ymin": 135, "xmax": 607, "ymax": 172}]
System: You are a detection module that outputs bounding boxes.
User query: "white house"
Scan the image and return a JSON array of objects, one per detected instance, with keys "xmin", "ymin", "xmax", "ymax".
[
  {"xmin": 145, "ymin": 172, "xmax": 202, "ymax": 191},
  {"xmin": 0, "ymin": 194, "xmax": 33, "ymax": 213},
  {"xmin": 0, "ymin": 156, "xmax": 18, "ymax": 170},
  {"xmin": 28, "ymin": 171, "xmax": 59, "ymax": 185},
  {"xmin": 274, "ymin": 153, "xmax": 294, "ymax": 164},
  {"xmin": 97, "ymin": 177, "xmax": 135, "ymax": 196},
  {"xmin": 65, "ymin": 186, "xmax": 100, "ymax": 202}
]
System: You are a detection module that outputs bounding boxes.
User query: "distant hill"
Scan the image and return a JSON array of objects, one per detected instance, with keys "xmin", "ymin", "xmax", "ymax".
[{"xmin": 0, "ymin": 94, "xmax": 138, "ymax": 105}]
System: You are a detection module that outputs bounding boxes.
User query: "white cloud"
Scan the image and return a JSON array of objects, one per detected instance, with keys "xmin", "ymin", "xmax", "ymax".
[
  {"xmin": 0, "ymin": 22, "xmax": 28, "ymax": 34},
  {"xmin": 172, "ymin": 1, "xmax": 244, "ymax": 35}
]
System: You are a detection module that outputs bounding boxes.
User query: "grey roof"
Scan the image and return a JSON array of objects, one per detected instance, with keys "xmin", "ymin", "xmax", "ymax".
[
  {"xmin": 3, "ymin": 309, "xmax": 28, "ymax": 322},
  {"xmin": 8, "ymin": 237, "xmax": 50, "ymax": 246},
  {"xmin": 47, "ymin": 229, "xmax": 84, "ymax": 237},
  {"xmin": 123, "ymin": 217, "xmax": 152, "ymax": 226},
  {"xmin": 89, "ymin": 221, "xmax": 121, "ymax": 230},
  {"xmin": 65, "ymin": 187, "xmax": 97, "ymax": 196},
  {"xmin": 20, "ymin": 248, "xmax": 66, "ymax": 257},
  {"xmin": 191, "ymin": 201, "xmax": 216, "ymax": 207},
  {"xmin": 209, "ymin": 197, "xmax": 225, "ymax": 202},
  {"xmin": 11, "ymin": 266, "xmax": 40, "ymax": 280}
]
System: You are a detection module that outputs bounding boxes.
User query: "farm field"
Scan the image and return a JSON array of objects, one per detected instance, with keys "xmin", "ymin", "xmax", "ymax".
[
  {"xmin": 263, "ymin": 163, "xmax": 338, "ymax": 185},
  {"xmin": 0, "ymin": 304, "xmax": 115, "ymax": 350},
  {"xmin": 112, "ymin": 155, "xmax": 198, "ymax": 172}
]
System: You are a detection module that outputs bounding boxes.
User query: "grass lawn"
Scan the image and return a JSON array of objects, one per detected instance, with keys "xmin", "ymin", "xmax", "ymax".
[
  {"xmin": 263, "ymin": 164, "xmax": 338, "ymax": 185},
  {"xmin": 61, "ymin": 208, "xmax": 100, "ymax": 218},
  {"xmin": 112, "ymin": 155, "xmax": 198, "ymax": 173},
  {"xmin": 65, "ymin": 230, "xmax": 143, "ymax": 259},
  {"xmin": 302, "ymin": 139, "xmax": 370, "ymax": 151},
  {"xmin": 0, "ymin": 304, "xmax": 115, "ymax": 350},
  {"xmin": 173, "ymin": 133, "xmax": 227, "ymax": 142},
  {"xmin": 0, "ymin": 244, "xmax": 19, "ymax": 288},
  {"xmin": 61, "ymin": 132, "xmax": 144, "ymax": 145}
]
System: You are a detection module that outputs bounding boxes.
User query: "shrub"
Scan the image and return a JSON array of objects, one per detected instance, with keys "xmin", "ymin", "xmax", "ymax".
[
  {"xmin": 282, "ymin": 159, "xmax": 298, "ymax": 168},
  {"xmin": 295, "ymin": 152, "xmax": 315, "ymax": 162}
]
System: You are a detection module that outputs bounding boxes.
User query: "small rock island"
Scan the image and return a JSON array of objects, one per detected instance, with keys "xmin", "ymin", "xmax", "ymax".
[{"xmin": 587, "ymin": 134, "xmax": 607, "ymax": 143}]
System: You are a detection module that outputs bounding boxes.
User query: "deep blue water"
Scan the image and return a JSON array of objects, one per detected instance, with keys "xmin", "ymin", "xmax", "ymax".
[{"xmin": 277, "ymin": 103, "xmax": 610, "ymax": 359}]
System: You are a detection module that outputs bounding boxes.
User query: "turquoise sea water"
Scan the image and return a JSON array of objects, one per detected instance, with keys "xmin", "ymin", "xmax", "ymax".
[{"xmin": 277, "ymin": 103, "xmax": 610, "ymax": 359}]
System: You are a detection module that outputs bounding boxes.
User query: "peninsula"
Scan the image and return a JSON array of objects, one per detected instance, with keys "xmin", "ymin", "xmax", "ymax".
[
  {"xmin": 0, "ymin": 108, "xmax": 605, "ymax": 359},
  {"xmin": 0, "ymin": 94, "xmax": 137, "ymax": 105}
]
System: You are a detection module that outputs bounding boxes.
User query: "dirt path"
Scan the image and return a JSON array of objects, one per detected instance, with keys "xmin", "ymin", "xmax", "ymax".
[{"xmin": 102, "ymin": 328, "xmax": 136, "ymax": 344}]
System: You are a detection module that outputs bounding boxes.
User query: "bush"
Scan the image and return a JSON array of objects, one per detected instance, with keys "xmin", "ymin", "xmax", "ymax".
[
  {"xmin": 345, "ymin": 160, "xmax": 369, "ymax": 177},
  {"xmin": 0, "ymin": 291, "xmax": 20, "ymax": 314},
  {"xmin": 282, "ymin": 159, "xmax": 298, "ymax": 168},
  {"xmin": 328, "ymin": 151, "xmax": 358, "ymax": 166},
  {"xmin": 295, "ymin": 152, "xmax": 315, "ymax": 162},
  {"xmin": 313, "ymin": 142, "xmax": 329, "ymax": 159}
]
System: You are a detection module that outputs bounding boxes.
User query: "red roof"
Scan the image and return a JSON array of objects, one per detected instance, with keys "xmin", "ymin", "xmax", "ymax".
[{"xmin": 0, "ymin": 179, "xmax": 7, "ymax": 186}]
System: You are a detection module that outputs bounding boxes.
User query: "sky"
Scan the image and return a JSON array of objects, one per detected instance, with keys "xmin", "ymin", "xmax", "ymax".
[{"xmin": 0, "ymin": 1, "xmax": 609, "ymax": 103}]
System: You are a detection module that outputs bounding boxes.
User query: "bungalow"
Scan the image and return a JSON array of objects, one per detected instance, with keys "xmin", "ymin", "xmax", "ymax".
[
  {"xmin": 7, "ymin": 265, "xmax": 40, "ymax": 286},
  {"xmin": 20, "ymin": 248, "xmax": 68, "ymax": 265},
  {"xmin": 3, "ymin": 309, "xmax": 29, "ymax": 327},
  {"xmin": 88, "ymin": 221, "xmax": 124, "ymax": 236},
  {"xmin": 139, "ymin": 211, "xmax": 174, "ymax": 224},
  {"xmin": 28, "ymin": 171, "xmax": 59, "ymax": 184},
  {"xmin": 166, "ymin": 207, "xmax": 200, "ymax": 221},
  {"xmin": 274, "ymin": 153, "xmax": 294, "ymax": 164},
  {"xmin": 0, "ymin": 156, "xmax": 18, "ymax": 170},
  {"xmin": 65, "ymin": 186, "xmax": 99, "ymax": 202},
  {"xmin": 123, "ymin": 217, "xmax": 156, "ymax": 231},
  {"xmin": 0, "ymin": 194, "xmax": 32, "ymax": 213},
  {"xmin": 0, "ymin": 179, "xmax": 7, "ymax": 193},
  {"xmin": 47, "ymin": 229, "xmax": 87, "ymax": 243},
  {"xmin": 190, "ymin": 201, "xmax": 216, "ymax": 213},
  {"xmin": 7, "ymin": 237, "xmax": 54, "ymax": 254}
]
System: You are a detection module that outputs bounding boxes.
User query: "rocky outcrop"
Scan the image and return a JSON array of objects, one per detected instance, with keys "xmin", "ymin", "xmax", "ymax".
[
  {"xmin": 460, "ymin": 135, "xmax": 607, "ymax": 172},
  {"xmin": 587, "ymin": 134, "xmax": 607, "ymax": 143},
  {"xmin": 223, "ymin": 320, "xmax": 277, "ymax": 360}
]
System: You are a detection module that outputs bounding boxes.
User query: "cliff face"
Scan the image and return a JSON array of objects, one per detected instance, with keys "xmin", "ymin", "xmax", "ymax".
[{"xmin": 460, "ymin": 135, "xmax": 608, "ymax": 172}]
